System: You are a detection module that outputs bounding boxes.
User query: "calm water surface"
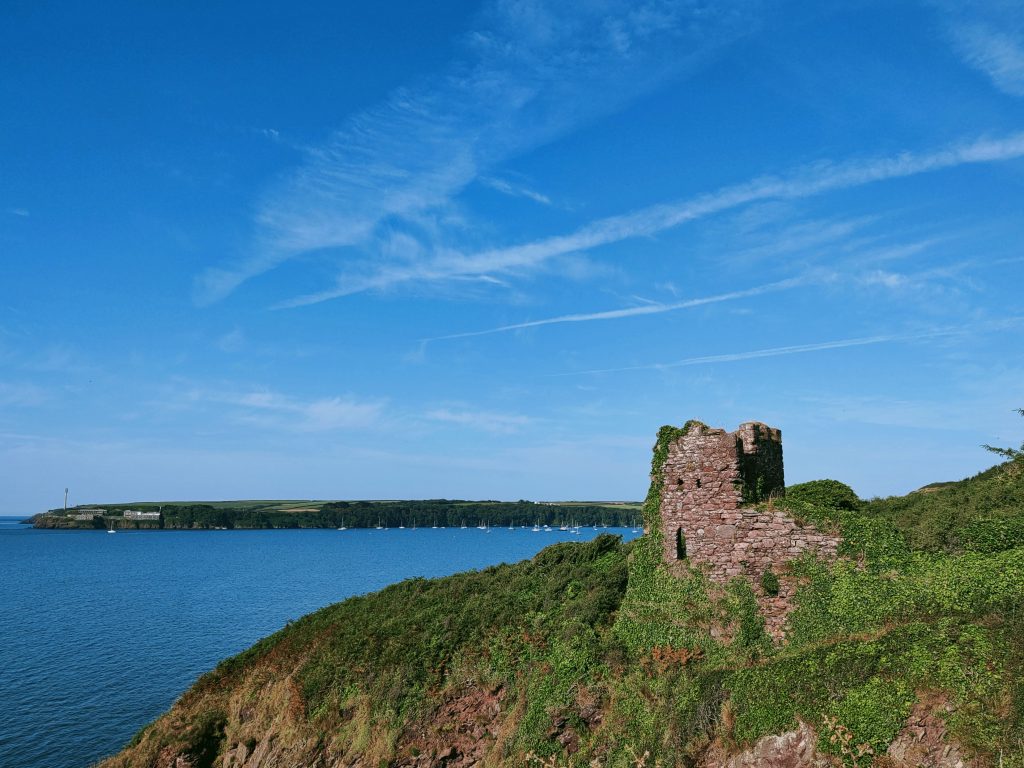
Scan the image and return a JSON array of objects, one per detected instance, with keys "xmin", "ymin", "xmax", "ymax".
[{"xmin": 0, "ymin": 517, "xmax": 638, "ymax": 768}]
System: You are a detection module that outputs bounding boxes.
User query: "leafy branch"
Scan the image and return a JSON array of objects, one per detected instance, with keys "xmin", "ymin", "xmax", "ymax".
[{"xmin": 982, "ymin": 408, "xmax": 1024, "ymax": 465}]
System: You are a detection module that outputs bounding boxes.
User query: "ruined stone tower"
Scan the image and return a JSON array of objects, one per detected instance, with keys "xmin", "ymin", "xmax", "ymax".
[{"xmin": 657, "ymin": 420, "xmax": 840, "ymax": 638}]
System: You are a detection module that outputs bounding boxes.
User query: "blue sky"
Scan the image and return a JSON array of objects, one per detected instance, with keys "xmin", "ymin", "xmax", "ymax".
[{"xmin": 2, "ymin": 0, "xmax": 1023, "ymax": 513}]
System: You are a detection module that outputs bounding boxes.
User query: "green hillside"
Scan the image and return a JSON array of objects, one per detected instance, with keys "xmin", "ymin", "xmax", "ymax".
[{"xmin": 100, "ymin": 427, "xmax": 1024, "ymax": 767}]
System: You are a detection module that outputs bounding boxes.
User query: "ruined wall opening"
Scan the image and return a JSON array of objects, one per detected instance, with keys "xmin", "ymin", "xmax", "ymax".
[{"xmin": 675, "ymin": 528, "xmax": 687, "ymax": 560}]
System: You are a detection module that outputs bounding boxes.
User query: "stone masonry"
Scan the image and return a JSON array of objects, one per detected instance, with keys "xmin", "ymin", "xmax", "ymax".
[{"xmin": 658, "ymin": 421, "xmax": 841, "ymax": 639}]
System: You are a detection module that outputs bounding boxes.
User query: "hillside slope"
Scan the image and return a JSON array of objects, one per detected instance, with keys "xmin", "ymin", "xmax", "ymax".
[{"xmin": 99, "ymin": 430, "xmax": 1024, "ymax": 767}]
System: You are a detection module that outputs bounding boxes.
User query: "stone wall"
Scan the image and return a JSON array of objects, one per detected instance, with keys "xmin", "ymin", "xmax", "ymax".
[{"xmin": 658, "ymin": 421, "xmax": 841, "ymax": 638}]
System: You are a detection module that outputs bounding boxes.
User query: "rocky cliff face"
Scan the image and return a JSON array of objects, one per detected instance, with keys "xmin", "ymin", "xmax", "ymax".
[
  {"xmin": 32, "ymin": 514, "xmax": 162, "ymax": 530},
  {"xmin": 102, "ymin": 690, "xmax": 978, "ymax": 768}
]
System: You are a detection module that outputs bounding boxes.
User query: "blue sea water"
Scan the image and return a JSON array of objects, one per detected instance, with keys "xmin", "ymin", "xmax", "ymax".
[{"xmin": 0, "ymin": 517, "xmax": 639, "ymax": 768}]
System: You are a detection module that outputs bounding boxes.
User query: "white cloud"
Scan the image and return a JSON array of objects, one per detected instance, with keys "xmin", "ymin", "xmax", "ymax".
[
  {"xmin": 857, "ymin": 270, "xmax": 909, "ymax": 289},
  {"xmin": 426, "ymin": 277, "xmax": 805, "ymax": 341},
  {"xmin": 425, "ymin": 407, "xmax": 533, "ymax": 433},
  {"xmin": 6, "ymin": 208, "xmax": 29, "ymax": 217},
  {"xmin": 194, "ymin": 0, "xmax": 767, "ymax": 304},
  {"xmin": 0, "ymin": 382, "xmax": 49, "ymax": 407},
  {"xmin": 479, "ymin": 176, "xmax": 552, "ymax": 206},
  {"xmin": 952, "ymin": 24, "xmax": 1024, "ymax": 95},
  {"xmin": 736, "ymin": 217, "xmax": 873, "ymax": 261},
  {"xmin": 935, "ymin": 1, "xmax": 1024, "ymax": 96},
  {"xmin": 215, "ymin": 328, "xmax": 245, "ymax": 353},
  {"xmin": 279, "ymin": 131, "xmax": 1024, "ymax": 306},
  {"xmin": 559, "ymin": 327, "xmax": 970, "ymax": 376},
  {"xmin": 210, "ymin": 389, "xmax": 385, "ymax": 432}
]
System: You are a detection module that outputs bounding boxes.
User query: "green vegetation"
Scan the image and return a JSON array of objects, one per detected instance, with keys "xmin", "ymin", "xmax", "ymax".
[
  {"xmin": 107, "ymin": 535, "xmax": 634, "ymax": 767},
  {"xmin": 785, "ymin": 478, "xmax": 861, "ymax": 511},
  {"xmin": 759, "ymin": 567, "xmax": 780, "ymax": 597},
  {"xmin": 857, "ymin": 409, "xmax": 1024, "ymax": 554},
  {"xmin": 103, "ymin": 418, "xmax": 1024, "ymax": 767},
  {"xmin": 36, "ymin": 498, "xmax": 641, "ymax": 530},
  {"xmin": 861, "ymin": 462, "xmax": 1024, "ymax": 554}
]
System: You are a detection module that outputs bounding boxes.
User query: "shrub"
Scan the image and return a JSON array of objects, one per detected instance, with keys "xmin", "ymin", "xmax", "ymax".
[{"xmin": 786, "ymin": 480, "xmax": 860, "ymax": 511}]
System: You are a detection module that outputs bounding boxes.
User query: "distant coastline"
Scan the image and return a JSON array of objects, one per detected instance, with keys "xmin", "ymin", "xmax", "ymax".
[{"xmin": 27, "ymin": 498, "xmax": 642, "ymax": 531}]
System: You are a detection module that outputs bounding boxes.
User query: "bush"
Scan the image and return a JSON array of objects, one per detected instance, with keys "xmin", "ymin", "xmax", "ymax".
[{"xmin": 786, "ymin": 480, "xmax": 860, "ymax": 511}]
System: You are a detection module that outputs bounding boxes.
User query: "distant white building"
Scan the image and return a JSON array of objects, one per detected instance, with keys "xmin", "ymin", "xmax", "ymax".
[{"xmin": 123, "ymin": 509, "xmax": 160, "ymax": 520}]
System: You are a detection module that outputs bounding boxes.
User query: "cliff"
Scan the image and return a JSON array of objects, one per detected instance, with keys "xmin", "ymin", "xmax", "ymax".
[
  {"xmin": 97, "ymin": 421, "xmax": 1024, "ymax": 767},
  {"xmin": 31, "ymin": 514, "xmax": 162, "ymax": 530}
]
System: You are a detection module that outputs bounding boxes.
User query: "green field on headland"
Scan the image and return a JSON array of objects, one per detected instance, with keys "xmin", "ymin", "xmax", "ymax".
[{"xmin": 30, "ymin": 498, "xmax": 642, "ymax": 531}]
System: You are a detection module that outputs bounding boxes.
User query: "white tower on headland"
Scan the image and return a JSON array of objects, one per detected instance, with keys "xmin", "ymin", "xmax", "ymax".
[{"xmin": 64, "ymin": 487, "xmax": 69, "ymax": 512}]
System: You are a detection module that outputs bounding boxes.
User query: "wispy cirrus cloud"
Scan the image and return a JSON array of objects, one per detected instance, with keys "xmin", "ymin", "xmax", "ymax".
[
  {"xmin": 425, "ymin": 407, "xmax": 533, "ymax": 434},
  {"xmin": 425, "ymin": 277, "xmax": 805, "ymax": 342},
  {"xmin": 189, "ymin": 389, "xmax": 386, "ymax": 432},
  {"xmin": 558, "ymin": 327, "xmax": 970, "ymax": 376},
  {"xmin": 934, "ymin": 1, "xmax": 1024, "ymax": 96},
  {"xmin": 194, "ymin": 0, "xmax": 769, "ymax": 305},
  {"xmin": 279, "ymin": 131, "xmax": 1024, "ymax": 307},
  {"xmin": 718, "ymin": 215, "xmax": 876, "ymax": 265},
  {"xmin": 0, "ymin": 382, "xmax": 50, "ymax": 408},
  {"xmin": 479, "ymin": 176, "xmax": 552, "ymax": 206}
]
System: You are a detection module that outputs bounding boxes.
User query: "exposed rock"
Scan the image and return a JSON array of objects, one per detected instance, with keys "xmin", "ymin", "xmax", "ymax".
[
  {"xmin": 699, "ymin": 722, "xmax": 834, "ymax": 767},
  {"xmin": 397, "ymin": 682, "xmax": 508, "ymax": 768},
  {"xmin": 886, "ymin": 697, "xmax": 974, "ymax": 767}
]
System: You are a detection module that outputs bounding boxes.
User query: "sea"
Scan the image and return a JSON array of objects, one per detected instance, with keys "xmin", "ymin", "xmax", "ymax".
[{"xmin": 0, "ymin": 516, "xmax": 639, "ymax": 768}]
